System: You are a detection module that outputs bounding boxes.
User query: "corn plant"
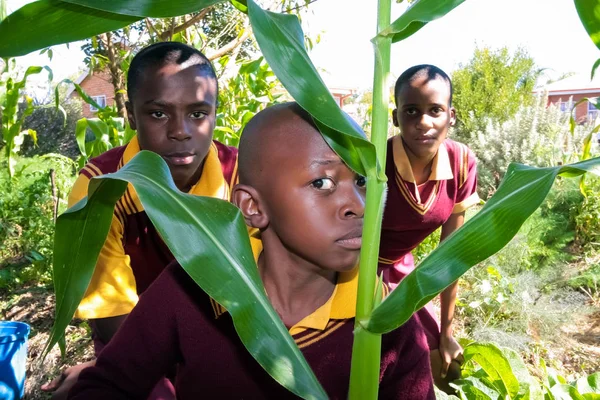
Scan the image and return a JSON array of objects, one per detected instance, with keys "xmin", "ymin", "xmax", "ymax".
[
  {"xmin": 1, "ymin": 60, "xmax": 52, "ymax": 176},
  {"xmin": 1, "ymin": 1, "xmax": 600, "ymax": 399}
]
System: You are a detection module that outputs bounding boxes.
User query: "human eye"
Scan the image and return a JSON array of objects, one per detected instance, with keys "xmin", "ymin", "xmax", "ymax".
[
  {"xmin": 404, "ymin": 107, "xmax": 418, "ymax": 116},
  {"xmin": 151, "ymin": 111, "xmax": 167, "ymax": 119},
  {"xmin": 190, "ymin": 111, "xmax": 207, "ymax": 120},
  {"xmin": 311, "ymin": 177, "xmax": 335, "ymax": 190},
  {"xmin": 431, "ymin": 106, "xmax": 444, "ymax": 114},
  {"xmin": 356, "ymin": 175, "xmax": 366, "ymax": 188}
]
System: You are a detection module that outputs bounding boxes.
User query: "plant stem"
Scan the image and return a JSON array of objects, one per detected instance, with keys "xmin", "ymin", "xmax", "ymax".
[{"xmin": 348, "ymin": 0, "xmax": 391, "ymax": 398}]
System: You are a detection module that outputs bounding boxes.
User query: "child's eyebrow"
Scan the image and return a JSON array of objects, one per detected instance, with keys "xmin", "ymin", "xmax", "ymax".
[
  {"xmin": 309, "ymin": 159, "xmax": 343, "ymax": 168},
  {"xmin": 142, "ymin": 99, "xmax": 214, "ymax": 108}
]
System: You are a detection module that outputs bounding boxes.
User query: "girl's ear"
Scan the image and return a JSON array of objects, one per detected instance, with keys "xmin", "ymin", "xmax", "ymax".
[
  {"xmin": 232, "ymin": 184, "xmax": 269, "ymax": 230},
  {"xmin": 449, "ymin": 106, "xmax": 456, "ymax": 127}
]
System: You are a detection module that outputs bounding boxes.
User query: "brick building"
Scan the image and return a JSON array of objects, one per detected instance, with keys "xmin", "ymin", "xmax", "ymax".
[
  {"xmin": 537, "ymin": 75, "xmax": 600, "ymax": 124},
  {"xmin": 67, "ymin": 70, "xmax": 115, "ymax": 118}
]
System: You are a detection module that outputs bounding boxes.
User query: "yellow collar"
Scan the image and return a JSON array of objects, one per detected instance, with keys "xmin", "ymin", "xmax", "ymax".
[
  {"xmin": 392, "ymin": 135, "xmax": 453, "ymax": 183},
  {"xmin": 121, "ymin": 136, "xmax": 230, "ymax": 201},
  {"xmin": 288, "ymin": 267, "xmax": 359, "ymax": 335}
]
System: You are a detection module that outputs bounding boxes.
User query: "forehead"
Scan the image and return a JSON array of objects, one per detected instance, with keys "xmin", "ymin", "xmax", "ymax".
[
  {"xmin": 265, "ymin": 114, "xmax": 340, "ymax": 169},
  {"xmin": 133, "ymin": 63, "xmax": 217, "ymax": 104},
  {"xmin": 397, "ymin": 76, "xmax": 451, "ymax": 105}
]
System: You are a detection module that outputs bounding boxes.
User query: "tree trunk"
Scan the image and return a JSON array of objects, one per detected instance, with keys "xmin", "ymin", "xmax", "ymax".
[{"xmin": 102, "ymin": 32, "xmax": 127, "ymax": 119}]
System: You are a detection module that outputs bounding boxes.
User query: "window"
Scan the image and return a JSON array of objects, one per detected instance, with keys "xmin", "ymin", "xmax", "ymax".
[
  {"xmin": 558, "ymin": 101, "xmax": 572, "ymax": 114},
  {"xmin": 588, "ymin": 99, "xmax": 599, "ymax": 121},
  {"xmin": 89, "ymin": 95, "xmax": 107, "ymax": 112}
]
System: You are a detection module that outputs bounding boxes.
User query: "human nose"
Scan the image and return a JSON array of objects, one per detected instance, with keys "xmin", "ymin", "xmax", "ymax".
[
  {"xmin": 416, "ymin": 113, "xmax": 434, "ymax": 130},
  {"xmin": 340, "ymin": 184, "xmax": 365, "ymax": 219},
  {"xmin": 168, "ymin": 115, "xmax": 192, "ymax": 141}
]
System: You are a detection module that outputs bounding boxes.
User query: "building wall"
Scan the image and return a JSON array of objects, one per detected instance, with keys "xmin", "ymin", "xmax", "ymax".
[
  {"xmin": 547, "ymin": 92, "xmax": 600, "ymax": 123},
  {"xmin": 73, "ymin": 71, "xmax": 115, "ymax": 118}
]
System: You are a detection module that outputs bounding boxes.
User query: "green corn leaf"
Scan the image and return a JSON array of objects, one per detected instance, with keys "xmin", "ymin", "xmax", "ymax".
[
  {"xmin": 574, "ymin": 0, "xmax": 600, "ymax": 51},
  {"xmin": 365, "ymin": 157, "xmax": 600, "ymax": 333},
  {"xmin": 246, "ymin": 0, "xmax": 379, "ymax": 180},
  {"xmin": 377, "ymin": 0, "xmax": 467, "ymax": 43},
  {"xmin": 62, "ymin": 0, "xmax": 223, "ymax": 17},
  {"xmin": 0, "ymin": 0, "xmax": 140, "ymax": 57},
  {"xmin": 591, "ymin": 58, "xmax": 600, "ymax": 80},
  {"xmin": 47, "ymin": 151, "xmax": 327, "ymax": 400}
]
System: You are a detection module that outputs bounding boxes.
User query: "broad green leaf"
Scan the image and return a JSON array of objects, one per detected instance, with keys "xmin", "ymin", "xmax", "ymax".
[
  {"xmin": 503, "ymin": 346, "xmax": 543, "ymax": 400},
  {"xmin": 246, "ymin": 0, "xmax": 379, "ymax": 180},
  {"xmin": 75, "ymin": 119, "xmax": 89, "ymax": 157},
  {"xmin": 460, "ymin": 343, "xmax": 519, "ymax": 398},
  {"xmin": 575, "ymin": 373, "xmax": 600, "ymax": 395},
  {"xmin": 365, "ymin": 157, "xmax": 600, "ymax": 333},
  {"xmin": 574, "ymin": 0, "xmax": 600, "ymax": 51},
  {"xmin": 62, "ymin": 0, "xmax": 223, "ymax": 18},
  {"xmin": 47, "ymin": 151, "xmax": 327, "ymax": 400},
  {"xmin": 0, "ymin": 1, "xmax": 140, "ymax": 57},
  {"xmin": 551, "ymin": 385, "xmax": 585, "ymax": 400},
  {"xmin": 451, "ymin": 376, "xmax": 501, "ymax": 400},
  {"xmin": 377, "ymin": 0, "xmax": 467, "ymax": 43}
]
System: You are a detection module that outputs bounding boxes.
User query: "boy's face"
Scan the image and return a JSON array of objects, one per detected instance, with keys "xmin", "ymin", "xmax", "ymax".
[
  {"xmin": 392, "ymin": 76, "xmax": 455, "ymax": 160},
  {"xmin": 127, "ymin": 63, "xmax": 217, "ymax": 192},
  {"xmin": 252, "ymin": 114, "xmax": 366, "ymax": 272}
]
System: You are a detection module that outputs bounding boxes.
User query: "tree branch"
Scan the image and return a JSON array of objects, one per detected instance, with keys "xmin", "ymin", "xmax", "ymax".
[
  {"xmin": 159, "ymin": 8, "xmax": 212, "ymax": 41},
  {"xmin": 206, "ymin": 25, "xmax": 252, "ymax": 61},
  {"xmin": 282, "ymin": 0, "xmax": 319, "ymax": 13}
]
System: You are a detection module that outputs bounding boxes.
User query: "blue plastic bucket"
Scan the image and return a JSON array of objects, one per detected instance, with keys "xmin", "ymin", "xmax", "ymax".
[{"xmin": 0, "ymin": 321, "xmax": 30, "ymax": 400}]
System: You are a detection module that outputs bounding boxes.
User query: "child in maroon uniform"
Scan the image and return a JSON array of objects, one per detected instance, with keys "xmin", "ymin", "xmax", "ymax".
[
  {"xmin": 68, "ymin": 102, "xmax": 435, "ymax": 399},
  {"xmin": 378, "ymin": 65, "xmax": 480, "ymax": 389},
  {"xmin": 42, "ymin": 42, "xmax": 238, "ymax": 400}
]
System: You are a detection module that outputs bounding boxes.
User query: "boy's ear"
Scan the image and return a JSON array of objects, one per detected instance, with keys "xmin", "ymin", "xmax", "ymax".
[
  {"xmin": 449, "ymin": 106, "xmax": 456, "ymax": 127},
  {"xmin": 126, "ymin": 101, "xmax": 137, "ymax": 130},
  {"xmin": 232, "ymin": 184, "xmax": 269, "ymax": 230},
  {"xmin": 392, "ymin": 109, "xmax": 399, "ymax": 127}
]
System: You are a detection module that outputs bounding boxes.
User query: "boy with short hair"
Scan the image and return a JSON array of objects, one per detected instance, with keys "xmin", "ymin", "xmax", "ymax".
[
  {"xmin": 67, "ymin": 102, "xmax": 435, "ymax": 399},
  {"xmin": 42, "ymin": 42, "xmax": 238, "ymax": 399},
  {"xmin": 378, "ymin": 64, "xmax": 480, "ymax": 390}
]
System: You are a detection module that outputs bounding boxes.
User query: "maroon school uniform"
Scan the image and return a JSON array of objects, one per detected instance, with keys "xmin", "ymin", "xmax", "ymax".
[
  {"xmin": 68, "ymin": 263, "xmax": 435, "ymax": 400},
  {"xmin": 378, "ymin": 136, "xmax": 479, "ymax": 348}
]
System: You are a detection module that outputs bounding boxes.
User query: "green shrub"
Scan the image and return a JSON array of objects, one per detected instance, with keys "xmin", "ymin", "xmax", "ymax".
[{"xmin": 0, "ymin": 153, "xmax": 76, "ymax": 290}]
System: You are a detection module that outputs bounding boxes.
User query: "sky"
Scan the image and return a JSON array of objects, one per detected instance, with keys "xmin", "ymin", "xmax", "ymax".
[{"xmin": 8, "ymin": 0, "xmax": 600, "ymax": 93}]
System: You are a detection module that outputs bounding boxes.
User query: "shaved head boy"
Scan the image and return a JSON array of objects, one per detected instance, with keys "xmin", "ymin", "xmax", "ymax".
[{"xmin": 69, "ymin": 102, "xmax": 435, "ymax": 400}]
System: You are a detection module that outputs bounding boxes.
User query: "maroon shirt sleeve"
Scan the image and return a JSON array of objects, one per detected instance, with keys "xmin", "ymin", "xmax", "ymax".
[
  {"xmin": 68, "ymin": 263, "xmax": 184, "ymax": 400},
  {"xmin": 378, "ymin": 316, "xmax": 436, "ymax": 400}
]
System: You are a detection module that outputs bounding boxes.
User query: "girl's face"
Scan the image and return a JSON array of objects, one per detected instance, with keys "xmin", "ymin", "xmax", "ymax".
[{"xmin": 393, "ymin": 76, "xmax": 455, "ymax": 161}]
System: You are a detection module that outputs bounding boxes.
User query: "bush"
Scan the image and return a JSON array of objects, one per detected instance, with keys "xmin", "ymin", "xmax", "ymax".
[
  {"xmin": 0, "ymin": 153, "xmax": 76, "ymax": 290},
  {"xmin": 453, "ymin": 94, "xmax": 590, "ymax": 199},
  {"xmin": 20, "ymin": 100, "xmax": 83, "ymax": 159}
]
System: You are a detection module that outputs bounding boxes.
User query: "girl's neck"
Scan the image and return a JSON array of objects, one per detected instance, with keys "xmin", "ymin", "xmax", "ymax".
[
  {"xmin": 258, "ymin": 233, "xmax": 337, "ymax": 328},
  {"xmin": 402, "ymin": 139, "xmax": 435, "ymax": 185}
]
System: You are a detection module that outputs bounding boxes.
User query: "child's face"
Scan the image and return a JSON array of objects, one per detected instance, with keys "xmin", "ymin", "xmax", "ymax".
[
  {"xmin": 257, "ymin": 119, "xmax": 366, "ymax": 272},
  {"xmin": 127, "ymin": 63, "xmax": 217, "ymax": 191},
  {"xmin": 392, "ymin": 76, "xmax": 455, "ymax": 160}
]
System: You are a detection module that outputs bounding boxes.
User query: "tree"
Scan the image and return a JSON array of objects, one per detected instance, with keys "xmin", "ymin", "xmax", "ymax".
[{"xmin": 452, "ymin": 46, "xmax": 541, "ymax": 139}]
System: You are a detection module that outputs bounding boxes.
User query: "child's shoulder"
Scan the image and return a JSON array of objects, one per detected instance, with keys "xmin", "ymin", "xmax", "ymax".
[{"xmin": 443, "ymin": 138, "xmax": 477, "ymax": 164}]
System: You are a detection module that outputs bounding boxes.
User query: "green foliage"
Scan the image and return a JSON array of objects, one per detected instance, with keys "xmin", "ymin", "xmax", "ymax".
[
  {"xmin": 1, "ymin": 61, "xmax": 52, "ymax": 176},
  {"xmin": 0, "ymin": 153, "xmax": 76, "ymax": 290},
  {"xmin": 452, "ymin": 46, "xmax": 540, "ymax": 138},
  {"xmin": 215, "ymin": 57, "xmax": 282, "ymax": 146},
  {"xmin": 49, "ymin": 151, "xmax": 327, "ymax": 399},
  {"xmin": 20, "ymin": 101, "xmax": 82, "ymax": 159},
  {"xmin": 575, "ymin": 175, "xmax": 600, "ymax": 252},
  {"xmin": 365, "ymin": 157, "xmax": 600, "ymax": 334},
  {"xmin": 464, "ymin": 95, "xmax": 590, "ymax": 199},
  {"xmin": 453, "ymin": 342, "xmax": 600, "ymax": 400}
]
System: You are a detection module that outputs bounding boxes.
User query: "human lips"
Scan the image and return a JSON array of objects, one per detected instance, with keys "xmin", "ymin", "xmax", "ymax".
[
  {"xmin": 336, "ymin": 227, "xmax": 363, "ymax": 250},
  {"xmin": 163, "ymin": 152, "xmax": 197, "ymax": 166}
]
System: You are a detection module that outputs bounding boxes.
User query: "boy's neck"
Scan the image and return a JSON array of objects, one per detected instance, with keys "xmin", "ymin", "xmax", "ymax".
[{"xmin": 258, "ymin": 233, "xmax": 337, "ymax": 328}]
